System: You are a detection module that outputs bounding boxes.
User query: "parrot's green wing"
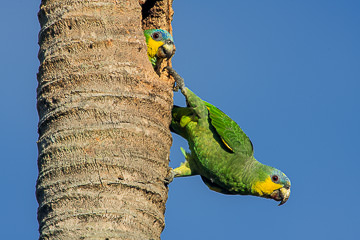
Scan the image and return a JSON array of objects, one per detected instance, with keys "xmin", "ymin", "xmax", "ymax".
[{"xmin": 204, "ymin": 101, "xmax": 253, "ymax": 156}]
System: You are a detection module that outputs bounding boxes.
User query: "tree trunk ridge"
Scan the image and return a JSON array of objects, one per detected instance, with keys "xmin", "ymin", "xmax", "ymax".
[{"xmin": 36, "ymin": 0, "xmax": 173, "ymax": 239}]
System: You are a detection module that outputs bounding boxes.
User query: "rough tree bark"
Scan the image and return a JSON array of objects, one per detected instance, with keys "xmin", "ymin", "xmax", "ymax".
[{"xmin": 36, "ymin": 0, "xmax": 174, "ymax": 239}]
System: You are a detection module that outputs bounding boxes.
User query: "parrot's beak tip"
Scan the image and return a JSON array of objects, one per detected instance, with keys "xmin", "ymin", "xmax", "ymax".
[
  {"xmin": 157, "ymin": 42, "xmax": 176, "ymax": 60},
  {"xmin": 270, "ymin": 187, "xmax": 290, "ymax": 206}
]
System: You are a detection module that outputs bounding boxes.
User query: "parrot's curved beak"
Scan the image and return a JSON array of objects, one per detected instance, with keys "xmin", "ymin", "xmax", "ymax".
[
  {"xmin": 157, "ymin": 40, "xmax": 176, "ymax": 60},
  {"xmin": 270, "ymin": 186, "xmax": 290, "ymax": 206}
]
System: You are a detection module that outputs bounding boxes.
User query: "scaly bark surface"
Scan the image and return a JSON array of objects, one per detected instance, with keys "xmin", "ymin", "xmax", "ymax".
[{"xmin": 36, "ymin": 0, "xmax": 174, "ymax": 239}]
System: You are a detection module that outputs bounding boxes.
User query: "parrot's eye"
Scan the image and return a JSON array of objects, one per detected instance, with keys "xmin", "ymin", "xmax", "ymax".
[
  {"xmin": 271, "ymin": 175, "xmax": 279, "ymax": 183},
  {"xmin": 152, "ymin": 32, "xmax": 162, "ymax": 40}
]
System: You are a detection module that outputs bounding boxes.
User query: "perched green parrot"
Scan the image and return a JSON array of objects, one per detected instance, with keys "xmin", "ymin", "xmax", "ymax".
[
  {"xmin": 166, "ymin": 67, "xmax": 291, "ymax": 205},
  {"xmin": 144, "ymin": 29, "xmax": 175, "ymax": 70}
]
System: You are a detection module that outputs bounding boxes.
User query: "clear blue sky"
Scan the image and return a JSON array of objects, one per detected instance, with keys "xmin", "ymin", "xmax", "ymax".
[{"xmin": 1, "ymin": 1, "xmax": 359, "ymax": 239}]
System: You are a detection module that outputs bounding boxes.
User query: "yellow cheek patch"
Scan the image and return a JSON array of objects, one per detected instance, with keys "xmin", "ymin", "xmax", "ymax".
[
  {"xmin": 252, "ymin": 177, "xmax": 283, "ymax": 196},
  {"xmin": 147, "ymin": 38, "xmax": 164, "ymax": 58}
]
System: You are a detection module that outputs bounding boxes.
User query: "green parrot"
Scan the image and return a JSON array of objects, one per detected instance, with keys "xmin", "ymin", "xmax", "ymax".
[
  {"xmin": 144, "ymin": 29, "xmax": 175, "ymax": 70},
  {"xmin": 166, "ymin": 67, "xmax": 291, "ymax": 205}
]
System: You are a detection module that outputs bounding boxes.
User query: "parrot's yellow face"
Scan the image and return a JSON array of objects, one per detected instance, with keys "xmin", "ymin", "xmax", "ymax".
[
  {"xmin": 252, "ymin": 173, "xmax": 291, "ymax": 205},
  {"xmin": 146, "ymin": 36, "xmax": 168, "ymax": 59},
  {"xmin": 144, "ymin": 29, "xmax": 175, "ymax": 68},
  {"xmin": 253, "ymin": 176, "xmax": 283, "ymax": 195}
]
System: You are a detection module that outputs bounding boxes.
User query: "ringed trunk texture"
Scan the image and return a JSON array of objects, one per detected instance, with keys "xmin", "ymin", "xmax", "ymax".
[{"xmin": 36, "ymin": 0, "xmax": 174, "ymax": 239}]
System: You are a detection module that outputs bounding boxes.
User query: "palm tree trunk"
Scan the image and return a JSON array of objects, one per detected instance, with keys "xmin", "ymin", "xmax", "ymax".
[{"xmin": 36, "ymin": 0, "xmax": 174, "ymax": 239}]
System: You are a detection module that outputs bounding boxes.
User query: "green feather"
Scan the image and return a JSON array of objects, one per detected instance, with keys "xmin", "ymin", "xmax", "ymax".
[{"xmin": 204, "ymin": 101, "xmax": 253, "ymax": 156}]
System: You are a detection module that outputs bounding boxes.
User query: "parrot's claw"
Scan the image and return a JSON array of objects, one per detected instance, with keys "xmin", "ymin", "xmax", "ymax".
[
  {"xmin": 164, "ymin": 167, "xmax": 176, "ymax": 185},
  {"xmin": 173, "ymin": 85, "xmax": 180, "ymax": 92},
  {"xmin": 164, "ymin": 66, "xmax": 186, "ymax": 94}
]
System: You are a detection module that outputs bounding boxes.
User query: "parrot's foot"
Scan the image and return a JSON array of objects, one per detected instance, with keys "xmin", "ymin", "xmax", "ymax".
[
  {"xmin": 190, "ymin": 106, "xmax": 202, "ymax": 120},
  {"xmin": 164, "ymin": 66, "xmax": 186, "ymax": 94},
  {"xmin": 172, "ymin": 161, "xmax": 193, "ymax": 177},
  {"xmin": 173, "ymin": 84, "xmax": 180, "ymax": 92},
  {"xmin": 164, "ymin": 167, "xmax": 176, "ymax": 185}
]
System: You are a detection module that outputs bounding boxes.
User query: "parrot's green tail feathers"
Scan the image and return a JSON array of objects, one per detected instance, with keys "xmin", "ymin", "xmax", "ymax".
[{"xmin": 172, "ymin": 147, "xmax": 195, "ymax": 177}]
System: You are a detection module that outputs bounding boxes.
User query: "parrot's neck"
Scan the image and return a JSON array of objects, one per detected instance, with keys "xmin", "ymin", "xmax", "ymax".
[
  {"xmin": 241, "ymin": 158, "xmax": 264, "ymax": 192},
  {"xmin": 223, "ymin": 157, "xmax": 262, "ymax": 195}
]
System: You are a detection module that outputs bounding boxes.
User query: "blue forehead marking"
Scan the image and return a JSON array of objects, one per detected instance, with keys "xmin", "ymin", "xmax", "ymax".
[
  {"xmin": 272, "ymin": 169, "xmax": 290, "ymax": 185},
  {"xmin": 157, "ymin": 29, "xmax": 174, "ymax": 42}
]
